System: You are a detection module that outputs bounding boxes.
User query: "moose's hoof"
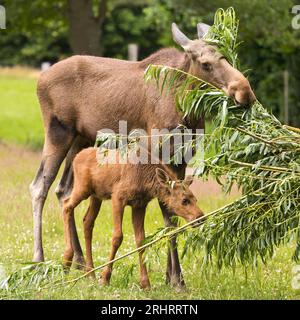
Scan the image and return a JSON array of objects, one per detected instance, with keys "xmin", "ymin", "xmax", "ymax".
[
  {"xmin": 169, "ymin": 276, "xmax": 186, "ymax": 291},
  {"xmin": 73, "ymin": 254, "xmax": 86, "ymax": 270},
  {"xmin": 174, "ymin": 284, "xmax": 186, "ymax": 293},
  {"xmin": 33, "ymin": 251, "xmax": 45, "ymax": 263}
]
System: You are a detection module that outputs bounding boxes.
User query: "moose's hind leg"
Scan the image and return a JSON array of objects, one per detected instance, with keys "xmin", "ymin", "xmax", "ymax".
[
  {"xmin": 55, "ymin": 136, "xmax": 90, "ymax": 204},
  {"xmin": 159, "ymin": 201, "xmax": 185, "ymax": 288},
  {"xmin": 30, "ymin": 115, "xmax": 75, "ymax": 262}
]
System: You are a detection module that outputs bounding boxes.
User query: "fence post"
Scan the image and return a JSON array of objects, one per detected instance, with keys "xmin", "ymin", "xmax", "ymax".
[
  {"xmin": 0, "ymin": 5, "xmax": 6, "ymax": 29},
  {"xmin": 128, "ymin": 44, "xmax": 138, "ymax": 61},
  {"xmin": 283, "ymin": 70, "xmax": 289, "ymax": 125}
]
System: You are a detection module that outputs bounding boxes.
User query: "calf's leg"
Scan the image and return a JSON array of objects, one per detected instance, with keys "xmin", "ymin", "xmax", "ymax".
[
  {"xmin": 83, "ymin": 196, "xmax": 102, "ymax": 277},
  {"xmin": 58, "ymin": 163, "xmax": 86, "ymax": 268},
  {"xmin": 100, "ymin": 196, "xmax": 125, "ymax": 286},
  {"xmin": 132, "ymin": 205, "xmax": 150, "ymax": 289},
  {"xmin": 62, "ymin": 187, "xmax": 89, "ymax": 268}
]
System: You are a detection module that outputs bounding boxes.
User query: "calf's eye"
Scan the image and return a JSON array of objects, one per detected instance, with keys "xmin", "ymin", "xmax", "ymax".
[
  {"xmin": 182, "ymin": 198, "xmax": 190, "ymax": 206},
  {"xmin": 202, "ymin": 62, "xmax": 211, "ymax": 71}
]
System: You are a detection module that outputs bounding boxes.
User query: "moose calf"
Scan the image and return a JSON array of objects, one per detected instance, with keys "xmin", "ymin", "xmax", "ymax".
[{"xmin": 62, "ymin": 147, "xmax": 204, "ymax": 289}]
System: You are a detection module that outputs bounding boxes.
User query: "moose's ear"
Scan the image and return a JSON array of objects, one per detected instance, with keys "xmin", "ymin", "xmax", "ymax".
[
  {"xmin": 171, "ymin": 22, "xmax": 191, "ymax": 49},
  {"xmin": 197, "ymin": 22, "xmax": 210, "ymax": 39},
  {"xmin": 184, "ymin": 175, "xmax": 194, "ymax": 187},
  {"xmin": 155, "ymin": 168, "xmax": 171, "ymax": 187}
]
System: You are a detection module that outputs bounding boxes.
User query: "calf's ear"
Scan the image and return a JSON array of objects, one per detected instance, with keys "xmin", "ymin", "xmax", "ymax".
[
  {"xmin": 184, "ymin": 175, "xmax": 194, "ymax": 187},
  {"xmin": 155, "ymin": 168, "xmax": 171, "ymax": 187}
]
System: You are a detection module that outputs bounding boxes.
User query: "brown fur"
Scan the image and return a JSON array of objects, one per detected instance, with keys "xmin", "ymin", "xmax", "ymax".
[
  {"xmin": 62, "ymin": 148, "xmax": 204, "ymax": 289},
  {"xmin": 37, "ymin": 49, "xmax": 190, "ymax": 142}
]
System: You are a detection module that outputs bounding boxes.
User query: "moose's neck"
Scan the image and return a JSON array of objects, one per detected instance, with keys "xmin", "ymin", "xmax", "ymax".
[
  {"xmin": 179, "ymin": 53, "xmax": 192, "ymax": 73},
  {"xmin": 139, "ymin": 48, "xmax": 186, "ymax": 69},
  {"xmin": 178, "ymin": 54, "xmax": 205, "ymax": 130},
  {"xmin": 140, "ymin": 48, "xmax": 205, "ymax": 149}
]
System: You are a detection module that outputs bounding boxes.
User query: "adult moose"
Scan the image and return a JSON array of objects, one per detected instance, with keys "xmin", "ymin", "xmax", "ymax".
[{"xmin": 30, "ymin": 23, "xmax": 256, "ymax": 287}]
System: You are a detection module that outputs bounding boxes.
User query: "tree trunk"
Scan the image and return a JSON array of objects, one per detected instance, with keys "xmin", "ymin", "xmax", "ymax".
[{"xmin": 67, "ymin": 0, "xmax": 106, "ymax": 56}]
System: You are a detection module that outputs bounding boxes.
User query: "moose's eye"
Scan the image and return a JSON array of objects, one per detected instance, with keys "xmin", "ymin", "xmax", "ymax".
[
  {"xmin": 201, "ymin": 62, "xmax": 212, "ymax": 72},
  {"xmin": 182, "ymin": 198, "xmax": 190, "ymax": 206}
]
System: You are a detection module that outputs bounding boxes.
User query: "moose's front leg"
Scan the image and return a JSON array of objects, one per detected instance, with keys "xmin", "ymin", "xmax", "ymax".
[{"xmin": 159, "ymin": 201, "xmax": 185, "ymax": 288}]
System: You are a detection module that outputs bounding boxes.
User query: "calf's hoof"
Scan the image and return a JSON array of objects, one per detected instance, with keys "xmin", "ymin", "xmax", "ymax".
[
  {"xmin": 63, "ymin": 252, "xmax": 74, "ymax": 270},
  {"xmin": 100, "ymin": 270, "xmax": 111, "ymax": 286},
  {"xmin": 85, "ymin": 267, "xmax": 96, "ymax": 279},
  {"xmin": 100, "ymin": 277, "xmax": 110, "ymax": 286},
  {"xmin": 140, "ymin": 280, "xmax": 151, "ymax": 290}
]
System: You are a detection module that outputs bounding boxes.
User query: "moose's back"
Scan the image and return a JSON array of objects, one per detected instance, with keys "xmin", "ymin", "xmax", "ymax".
[{"xmin": 37, "ymin": 49, "xmax": 185, "ymax": 142}]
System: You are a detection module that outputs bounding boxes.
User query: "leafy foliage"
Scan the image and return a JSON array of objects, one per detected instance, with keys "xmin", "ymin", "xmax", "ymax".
[
  {"xmin": 0, "ymin": 261, "xmax": 66, "ymax": 297},
  {"xmin": 144, "ymin": 7, "xmax": 300, "ymax": 268},
  {"xmin": 203, "ymin": 7, "xmax": 240, "ymax": 68},
  {"xmin": 189, "ymin": 102, "xmax": 300, "ymax": 268},
  {"xmin": 144, "ymin": 64, "xmax": 231, "ymax": 121}
]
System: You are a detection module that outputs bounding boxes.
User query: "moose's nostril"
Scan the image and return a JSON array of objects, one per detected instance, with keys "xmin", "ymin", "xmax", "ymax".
[
  {"xmin": 233, "ymin": 97, "xmax": 242, "ymax": 106},
  {"xmin": 226, "ymin": 86, "xmax": 236, "ymax": 99},
  {"xmin": 233, "ymin": 88, "xmax": 256, "ymax": 107},
  {"xmin": 191, "ymin": 215, "xmax": 205, "ymax": 227},
  {"xmin": 227, "ymin": 79, "xmax": 256, "ymax": 106},
  {"xmin": 190, "ymin": 211, "xmax": 205, "ymax": 225}
]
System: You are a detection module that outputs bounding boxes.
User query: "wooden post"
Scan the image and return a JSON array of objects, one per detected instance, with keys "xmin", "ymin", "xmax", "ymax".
[
  {"xmin": 283, "ymin": 70, "xmax": 289, "ymax": 125},
  {"xmin": 41, "ymin": 62, "xmax": 51, "ymax": 71},
  {"xmin": 0, "ymin": 5, "xmax": 6, "ymax": 29},
  {"xmin": 128, "ymin": 44, "xmax": 138, "ymax": 61}
]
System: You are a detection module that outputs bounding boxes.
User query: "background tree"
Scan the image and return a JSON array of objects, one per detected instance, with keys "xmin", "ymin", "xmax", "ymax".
[
  {"xmin": 0, "ymin": 0, "xmax": 299, "ymax": 126},
  {"xmin": 67, "ymin": 0, "xmax": 106, "ymax": 55}
]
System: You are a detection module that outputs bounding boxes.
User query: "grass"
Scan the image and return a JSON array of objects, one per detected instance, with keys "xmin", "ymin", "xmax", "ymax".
[
  {"xmin": 0, "ymin": 68, "xmax": 43, "ymax": 150},
  {"xmin": 0, "ymin": 69, "xmax": 299, "ymax": 299},
  {"xmin": 0, "ymin": 144, "xmax": 299, "ymax": 299}
]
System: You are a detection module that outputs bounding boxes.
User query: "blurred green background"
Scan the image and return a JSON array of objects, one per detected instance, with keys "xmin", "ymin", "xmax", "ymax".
[{"xmin": 0, "ymin": 0, "xmax": 299, "ymax": 130}]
